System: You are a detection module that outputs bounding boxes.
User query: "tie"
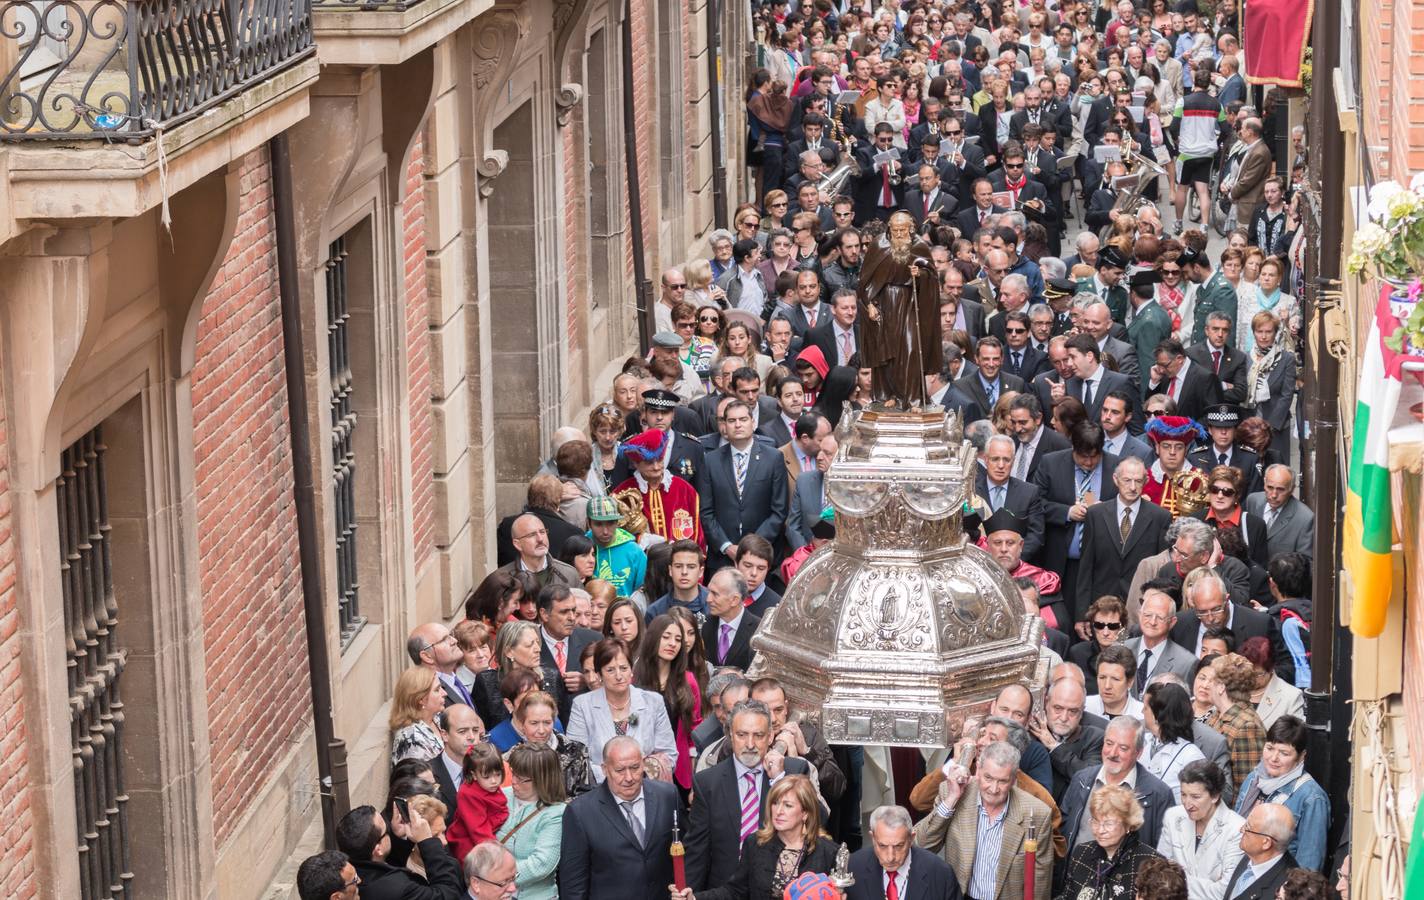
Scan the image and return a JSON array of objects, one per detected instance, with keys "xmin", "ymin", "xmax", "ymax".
[
  {"xmin": 992, "ymin": 485, "xmax": 1006, "ymax": 511},
  {"xmin": 449, "ymin": 675, "xmax": 474, "ymax": 707},
  {"xmin": 1213, "ymin": 349, "xmax": 1223, "ymax": 373},
  {"xmin": 1082, "ymin": 379, "xmax": 1093, "ymax": 409},
  {"xmin": 1136, "ymin": 648, "xmax": 1151, "ymax": 693},
  {"xmin": 621, "ymin": 800, "xmax": 645, "ymax": 847},
  {"xmin": 1218, "ymin": 452, "xmax": 1228, "ymax": 465},
  {"xmin": 1120, "ymin": 506, "xmax": 1132, "ymax": 543},
  {"xmin": 1166, "ymin": 375, "xmax": 1178, "ymax": 397},
  {"xmin": 806, "ymin": 307, "xmax": 816, "ymax": 328},
  {"xmin": 734, "ymin": 451, "xmax": 748, "ymax": 496},
  {"xmin": 719, "ymin": 623, "xmax": 733, "ymax": 661},
  {"xmin": 554, "ymin": 641, "xmax": 567, "ymax": 673},
  {"xmin": 1265, "ymin": 505, "xmax": 1279, "ymax": 527},
  {"xmin": 1069, "ymin": 468, "xmax": 1091, "ymax": 558},
  {"xmin": 1012, "ymin": 350, "xmax": 1022, "ymax": 371},
  {"xmin": 740, "ymin": 772, "xmax": 761, "ymax": 843},
  {"xmin": 925, "ymin": 194, "xmax": 932, "ymax": 217},
  {"xmin": 887, "ymin": 872, "xmax": 901, "ymax": 900},
  {"xmin": 1014, "ymin": 447, "xmax": 1030, "ymax": 481},
  {"xmin": 1234, "ymin": 864, "xmax": 1257, "ymax": 898},
  {"xmin": 840, "ymin": 331, "xmax": 854, "ymax": 364},
  {"xmin": 987, "ymin": 381, "xmax": 998, "ymax": 406},
  {"xmin": 979, "ymin": 208, "xmax": 988, "ymax": 224}
]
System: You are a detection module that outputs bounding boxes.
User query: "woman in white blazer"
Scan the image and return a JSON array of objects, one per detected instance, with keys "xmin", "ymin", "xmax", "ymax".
[
  {"xmin": 566, "ymin": 637, "xmax": 678, "ymax": 782},
  {"xmin": 1241, "ymin": 637, "xmax": 1306, "ymax": 730},
  {"xmin": 1157, "ymin": 760, "xmax": 1246, "ymax": 900}
]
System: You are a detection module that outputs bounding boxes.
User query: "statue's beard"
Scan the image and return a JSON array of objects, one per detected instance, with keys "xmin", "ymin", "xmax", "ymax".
[{"xmin": 888, "ymin": 234, "xmax": 913, "ymax": 264}]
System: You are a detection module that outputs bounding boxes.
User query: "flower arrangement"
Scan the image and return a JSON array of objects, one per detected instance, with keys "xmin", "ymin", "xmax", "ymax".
[{"xmin": 1348, "ymin": 176, "xmax": 1424, "ymax": 352}]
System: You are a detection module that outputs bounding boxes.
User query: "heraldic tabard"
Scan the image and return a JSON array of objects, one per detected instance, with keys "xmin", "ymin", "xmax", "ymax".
[{"xmin": 749, "ymin": 404, "xmax": 1046, "ymax": 748}]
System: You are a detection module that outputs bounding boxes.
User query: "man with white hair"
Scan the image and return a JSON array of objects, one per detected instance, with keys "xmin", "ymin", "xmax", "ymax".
[
  {"xmin": 464, "ymin": 841, "xmax": 518, "ymax": 899},
  {"xmin": 912, "ymin": 741, "xmax": 1053, "ymax": 900},
  {"xmin": 988, "ymin": 273, "xmax": 1032, "ymax": 343},
  {"xmin": 1057, "ymin": 716, "xmax": 1176, "ymax": 851},
  {"xmin": 1064, "ymin": 232, "xmax": 1099, "ymax": 271},
  {"xmin": 976, "ymin": 433, "xmax": 1046, "ymax": 559},
  {"xmin": 1223, "ymin": 804, "xmax": 1298, "ymax": 899},
  {"xmin": 847, "ymin": 806, "xmax": 962, "ymax": 900}
]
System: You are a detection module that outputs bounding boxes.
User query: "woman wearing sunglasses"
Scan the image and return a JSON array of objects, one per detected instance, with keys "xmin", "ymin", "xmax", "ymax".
[
  {"xmin": 1069, "ymin": 595, "xmax": 1128, "ymax": 695},
  {"xmin": 1192, "ymin": 465, "xmax": 1269, "ymax": 568}
]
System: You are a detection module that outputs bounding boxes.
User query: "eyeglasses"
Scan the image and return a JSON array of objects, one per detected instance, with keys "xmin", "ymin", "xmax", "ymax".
[
  {"xmin": 1210, "ymin": 486, "xmax": 1237, "ymax": 496},
  {"xmin": 699, "ymin": 315, "xmax": 721, "ymax": 323},
  {"xmin": 1092, "ymin": 621, "xmax": 1124, "ymax": 631},
  {"xmin": 1242, "ymin": 828, "xmax": 1275, "ymax": 841},
  {"xmin": 1004, "ymin": 162, "xmax": 1024, "ymax": 169},
  {"xmin": 676, "ymin": 321, "xmax": 696, "ymax": 329},
  {"xmin": 343, "ymin": 875, "xmax": 363, "ymax": 889},
  {"xmin": 770, "ymin": 201, "xmax": 789, "ymax": 208},
  {"xmin": 944, "ymin": 129, "xmax": 963, "ymax": 136},
  {"xmin": 513, "ymin": 526, "xmax": 548, "ymax": 541},
  {"xmin": 1005, "ymin": 326, "xmax": 1027, "ymax": 334},
  {"xmin": 1197, "ymin": 603, "xmax": 1229, "ymax": 618},
  {"xmin": 666, "ymin": 282, "xmax": 687, "ymax": 290},
  {"xmin": 474, "ymin": 873, "xmax": 518, "ymax": 893}
]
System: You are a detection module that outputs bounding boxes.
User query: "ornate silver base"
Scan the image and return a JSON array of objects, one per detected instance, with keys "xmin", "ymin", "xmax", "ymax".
[{"xmin": 749, "ymin": 404, "xmax": 1044, "ymax": 748}]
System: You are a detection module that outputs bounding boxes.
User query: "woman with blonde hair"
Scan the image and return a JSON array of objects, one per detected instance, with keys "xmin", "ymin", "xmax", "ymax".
[
  {"xmin": 390, "ymin": 666, "xmax": 445, "ymax": 763},
  {"xmin": 1207, "ymin": 653, "xmax": 1269, "ymax": 798},
  {"xmin": 684, "ymin": 258, "xmax": 727, "ymax": 309},
  {"xmin": 668, "ymin": 774, "xmax": 839, "ymax": 900},
  {"xmin": 587, "ymin": 402, "xmax": 625, "ymax": 493},
  {"xmin": 1058, "ymin": 783, "xmax": 1163, "ymax": 899},
  {"xmin": 991, "ymin": 390, "xmax": 1020, "ymax": 435},
  {"xmin": 1237, "ymin": 257, "xmax": 1298, "ymax": 353},
  {"xmin": 472, "ymin": 620, "xmax": 560, "ymax": 730}
]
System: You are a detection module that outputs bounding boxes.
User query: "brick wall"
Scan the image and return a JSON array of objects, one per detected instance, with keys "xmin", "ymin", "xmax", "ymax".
[
  {"xmin": 0, "ymin": 374, "xmax": 36, "ymax": 898},
  {"xmin": 405, "ymin": 137, "xmax": 435, "ymax": 568},
  {"xmin": 191, "ymin": 148, "xmax": 309, "ymax": 846},
  {"xmin": 632, "ymin": 0, "xmax": 656, "ymax": 276}
]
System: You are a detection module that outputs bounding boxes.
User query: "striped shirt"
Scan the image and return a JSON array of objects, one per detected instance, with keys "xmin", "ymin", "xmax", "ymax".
[
  {"xmin": 967, "ymin": 799, "xmax": 1009, "ymax": 900},
  {"xmin": 1173, "ymin": 90, "xmax": 1222, "ymax": 159}
]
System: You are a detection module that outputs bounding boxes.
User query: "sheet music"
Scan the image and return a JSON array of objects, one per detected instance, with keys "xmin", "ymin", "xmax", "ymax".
[{"xmin": 1094, "ymin": 144, "xmax": 1122, "ymax": 163}]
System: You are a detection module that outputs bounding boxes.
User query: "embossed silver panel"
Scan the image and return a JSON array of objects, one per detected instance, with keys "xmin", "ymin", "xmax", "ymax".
[{"xmin": 749, "ymin": 405, "xmax": 1044, "ymax": 748}]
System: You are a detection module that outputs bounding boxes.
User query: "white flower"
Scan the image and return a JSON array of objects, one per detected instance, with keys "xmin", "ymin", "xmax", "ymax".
[
  {"xmin": 1353, "ymin": 222, "xmax": 1389, "ymax": 255},
  {"xmin": 1410, "ymin": 171, "xmax": 1424, "ymax": 193},
  {"xmin": 1369, "ymin": 181, "xmax": 1407, "ymax": 220}
]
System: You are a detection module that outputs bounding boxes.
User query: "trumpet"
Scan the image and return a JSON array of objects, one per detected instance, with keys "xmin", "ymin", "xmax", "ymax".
[{"xmin": 816, "ymin": 107, "xmax": 862, "ymax": 198}]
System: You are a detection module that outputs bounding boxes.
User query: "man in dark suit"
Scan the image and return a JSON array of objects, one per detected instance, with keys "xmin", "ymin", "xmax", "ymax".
[
  {"xmin": 1145, "ymin": 338, "xmax": 1224, "ymax": 422},
  {"xmin": 700, "ymin": 400, "xmax": 789, "ymax": 573},
  {"xmin": 1029, "ymin": 677, "xmax": 1105, "ymax": 803},
  {"xmin": 807, "ymin": 289, "xmax": 863, "ymax": 368},
  {"xmin": 783, "ymin": 114, "xmax": 840, "ymax": 179},
  {"xmin": 853, "ymin": 124, "xmax": 907, "ymax": 224},
  {"xmin": 846, "ymin": 806, "xmax": 962, "ymax": 900},
  {"xmin": 1221, "ymin": 804, "xmax": 1299, "ymax": 900},
  {"xmin": 1187, "ymin": 311, "xmax": 1250, "ymax": 404},
  {"xmin": 702, "ymin": 568, "xmax": 761, "ymax": 670},
  {"xmin": 1077, "ymin": 301, "xmax": 1140, "ymax": 392},
  {"xmin": 1057, "ymin": 717, "xmax": 1175, "ymax": 852},
  {"xmin": 560, "ymin": 735, "xmax": 684, "ymax": 900},
  {"xmin": 1074, "ymin": 456, "xmax": 1171, "ymax": 625},
  {"xmin": 338, "ymin": 805, "xmax": 464, "ymax": 900},
  {"xmin": 735, "ymin": 535, "xmax": 783, "ymax": 618},
  {"xmin": 690, "ymin": 356, "xmax": 742, "ymax": 436},
  {"xmin": 1169, "ymin": 565, "xmax": 1294, "ymax": 684},
  {"xmin": 431, "ymin": 704, "xmax": 484, "ymax": 815},
  {"xmin": 954, "ymin": 336, "xmax": 1025, "ymax": 417},
  {"xmin": 937, "ymin": 115, "xmax": 989, "ymax": 199},
  {"xmin": 1189, "ymin": 404, "xmax": 1262, "ymax": 497},
  {"xmin": 904, "ymin": 163, "xmax": 958, "ymax": 233},
  {"xmin": 686, "ymin": 701, "xmax": 815, "ymax": 890},
  {"xmin": 988, "ymin": 141, "xmax": 1053, "ymax": 224},
  {"xmin": 779, "ymin": 269, "xmax": 832, "ymax": 341},
  {"xmin": 1065, "ymin": 333, "xmax": 1139, "ymax": 426},
  {"xmin": 954, "ymin": 177, "xmax": 1008, "ymax": 236},
  {"xmin": 1007, "ymin": 391, "xmax": 1070, "ymax": 483},
  {"xmin": 537, "ymin": 584, "xmax": 603, "ymax": 721},
  {"xmin": 1029, "ymin": 336, "xmax": 1075, "ymax": 419},
  {"xmin": 1000, "ymin": 310, "xmax": 1049, "ymax": 382},
  {"xmin": 1033, "ymin": 422, "xmax": 1120, "ymax": 608},
  {"xmin": 940, "ymin": 267, "xmax": 986, "ymax": 339},
  {"xmin": 977, "ymin": 433, "xmax": 1046, "ymax": 560},
  {"xmin": 1123, "ymin": 592, "xmax": 1198, "ymax": 700},
  {"xmin": 1007, "ymin": 86, "xmax": 1057, "ymax": 141}
]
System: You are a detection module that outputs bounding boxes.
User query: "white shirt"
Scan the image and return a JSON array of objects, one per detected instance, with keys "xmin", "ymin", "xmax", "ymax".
[
  {"xmin": 882, "ymin": 854, "xmax": 912, "ymax": 898},
  {"xmin": 1104, "ymin": 430, "xmax": 1130, "ymax": 455},
  {"xmin": 1084, "ymin": 693, "xmax": 1144, "ymax": 720},
  {"xmin": 441, "ymin": 750, "xmax": 464, "ymax": 788},
  {"xmin": 540, "ymin": 626, "xmax": 570, "ymax": 667},
  {"xmin": 1079, "ymin": 365, "xmax": 1103, "ymax": 401}
]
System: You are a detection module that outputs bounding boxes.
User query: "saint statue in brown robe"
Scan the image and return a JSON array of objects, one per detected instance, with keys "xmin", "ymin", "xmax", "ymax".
[{"xmin": 856, "ymin": 211, "xmax": 944, "ymax": 408}]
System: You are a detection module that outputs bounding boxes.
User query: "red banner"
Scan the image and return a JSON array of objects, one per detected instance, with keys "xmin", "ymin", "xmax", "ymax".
[{"xmin": 1240, "ymin": 0, "xmax": 1314, "ymax": 88}]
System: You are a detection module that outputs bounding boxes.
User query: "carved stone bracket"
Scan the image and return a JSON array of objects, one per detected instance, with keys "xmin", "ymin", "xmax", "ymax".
[
  {"xmin": 476, "ymin": 150, "xmax": 510, "ymax": 197},
  {"xmin": 470, "ymin": 5, "xmax": 529, "ymax": 201},
  {"xmin": 555, "ymin": 83, "xmax": 584, "ymax": 127}
]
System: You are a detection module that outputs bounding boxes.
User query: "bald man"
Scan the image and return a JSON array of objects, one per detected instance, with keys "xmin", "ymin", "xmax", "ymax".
[
  {"xmin": 986, "ymin": 684, "xmax": 1054, "ymax": 792},
  {"xmin": 408, "ymin": 621, "xmax": 474, "ymax": 708},
  {"xmin": 1223, "ymin": 804, "xmax": 1297, "ymax": 900}
]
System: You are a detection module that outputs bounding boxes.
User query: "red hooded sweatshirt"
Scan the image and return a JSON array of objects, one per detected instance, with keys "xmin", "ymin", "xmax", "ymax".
[{"xmin": 795, "ymin": 345, "xmax": 830, "ymax": 405}]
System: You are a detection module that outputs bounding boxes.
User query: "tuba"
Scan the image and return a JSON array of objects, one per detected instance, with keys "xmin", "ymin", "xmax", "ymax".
[
  {"xmin": 817, "ymin": 108, "xmax": 862, "ymax": 198},
  {"xmin": 1161, "ymin": 468, "xmax": 1211, "ymax": 517}
]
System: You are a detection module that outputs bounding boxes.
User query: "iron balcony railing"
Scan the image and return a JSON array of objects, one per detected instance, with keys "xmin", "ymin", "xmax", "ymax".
[{"xmin": 0, "ymin": 0, "xmax": 314, "ymax": 141}]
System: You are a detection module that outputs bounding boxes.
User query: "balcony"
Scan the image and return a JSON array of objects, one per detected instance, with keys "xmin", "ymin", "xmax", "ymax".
[
  {"xmin": 310, "ymin": 0, "xmax": 492, "ymax": 67},
  {"xmin": 0, "ymin": 0, "xmax": 320, "ymax": 223}
]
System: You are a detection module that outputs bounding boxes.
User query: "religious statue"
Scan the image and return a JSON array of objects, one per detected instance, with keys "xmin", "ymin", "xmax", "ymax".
[{"xmin": 856, "ymin": 210, "xmax": 944, "ymax": 408}]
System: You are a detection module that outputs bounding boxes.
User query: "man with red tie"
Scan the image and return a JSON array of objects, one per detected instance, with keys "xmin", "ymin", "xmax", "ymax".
[{"xmin": 535, "ymin": 584, "xmax": 602, "ymax": 722}]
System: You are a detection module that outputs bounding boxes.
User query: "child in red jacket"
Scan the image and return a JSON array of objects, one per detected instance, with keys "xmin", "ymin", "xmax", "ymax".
[{"xmin": 445, "ymin": 741, "xmax": 509, "ymax": 863}]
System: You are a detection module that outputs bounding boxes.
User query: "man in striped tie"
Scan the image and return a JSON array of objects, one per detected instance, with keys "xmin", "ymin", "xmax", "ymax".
[{"xmin": 684, "ymin": 700, "xmax": 817, "ymax": 890}]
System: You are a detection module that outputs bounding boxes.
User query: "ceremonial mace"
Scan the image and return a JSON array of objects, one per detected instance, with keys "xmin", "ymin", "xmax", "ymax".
[
  {"xmin": 1023, "ymin": 823, "xmax": 1038, "ymax": 900},
  {"xmin": 671, "ymin": 809, "xmax": 687, "ymax": 892}
]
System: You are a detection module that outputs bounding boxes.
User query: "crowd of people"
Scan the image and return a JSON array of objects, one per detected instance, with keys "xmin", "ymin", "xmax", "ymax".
[{"xmin": 292, "ymin": 0, "xmax": 1341, "ymax": 898}]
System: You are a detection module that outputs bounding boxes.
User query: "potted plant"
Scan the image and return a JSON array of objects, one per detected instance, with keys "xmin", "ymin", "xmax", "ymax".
[{"xmin": 1348, "ymin": 177, "xmax": 1424, "ymax": 352}]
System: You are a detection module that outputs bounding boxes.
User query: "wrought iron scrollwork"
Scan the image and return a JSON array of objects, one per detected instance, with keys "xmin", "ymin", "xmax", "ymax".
[{"xmin": 0, "ymin": 0, "xmax": 314, "ymax": 140}]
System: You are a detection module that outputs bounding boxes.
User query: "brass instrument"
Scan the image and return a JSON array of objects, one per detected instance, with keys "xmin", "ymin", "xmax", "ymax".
[
  {"xmin": 611, "ymin": 487, "xmax": 649, "ymax": 535},
  {"xmin": 816, "ymin": 106, "xmax": 862, "ymax": 198},
  {"xmin": 1096, "ymin": 140, "xmax": 1165, "ymax": 239},
  {"xmin": 1161, "ymin": 468, "xmax": 1211, "ymax": 517}
]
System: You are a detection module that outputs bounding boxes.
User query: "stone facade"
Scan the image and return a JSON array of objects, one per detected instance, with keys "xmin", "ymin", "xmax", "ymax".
[{"xmin": 0, "ymin": 0, "xmax": 746, "ymax": 895}]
